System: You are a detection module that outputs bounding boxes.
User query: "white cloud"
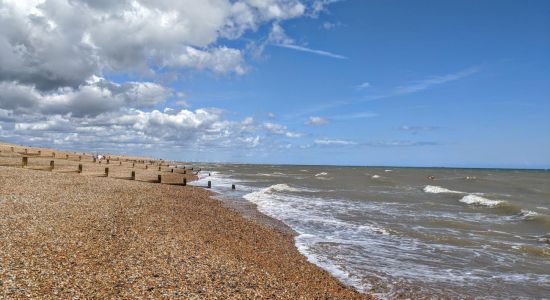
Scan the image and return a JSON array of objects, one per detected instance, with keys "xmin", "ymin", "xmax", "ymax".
[
  {"xmin": 314, "ymin": 138, "xmax": 356, "ymax": 145},
  {"xmin": 169, "ymin": 46, "xmax": 247, "ymax": 75},
  {"xmin": 268, "ymin": 23, "xmax": 347, "ymax": 59},
  {"xmin": 306, "ymin": 116, "xmax": 329, "ymax": 126},
  {"xmin": 274, "ymin": 43, "xmax": 347, "ymax": 59},
  {"xmin": 357, "ymin": 82, "xmax": 371, "ymax": 89},
  {"xmin": 332, "ymin": 112, "xmax": 378, "ymax": 120},
  {"xmin": 394, "ymin": 67, "xmax": 481, "ymax": 96},
  {"xmin": 0, "ymin": 0, "xmax": 343, "ymax": 155},
  {"xmin": 263, "ymin": 122, "xmax": 302, "ymax": 138},
  {"xmin": 0, "ymin": 0, "xmax": 322, "ymax": 90},
  {"xmin": 0, "ymin": 78, "xmax": 171, "ymax": 117}
]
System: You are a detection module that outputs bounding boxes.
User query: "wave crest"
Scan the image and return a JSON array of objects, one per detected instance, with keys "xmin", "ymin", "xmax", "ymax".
[
  {"xmin": 459, "ymin": 194, "xmax": 504, "ymax": 207},
  {"xmin": 423, "ymin": 185, "xmax": 463, "ymax": 194}
]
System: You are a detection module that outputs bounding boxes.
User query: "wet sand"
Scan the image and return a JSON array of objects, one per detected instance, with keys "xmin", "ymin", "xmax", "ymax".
[{"xmin": 0, "ymin": 143, "xmax": 371, "ymax": 299}]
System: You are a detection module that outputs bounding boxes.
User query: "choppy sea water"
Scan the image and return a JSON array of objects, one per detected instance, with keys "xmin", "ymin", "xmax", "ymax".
[{"xmin": 189, "ymin": 165, "xmax": 550, "ymax": 299}]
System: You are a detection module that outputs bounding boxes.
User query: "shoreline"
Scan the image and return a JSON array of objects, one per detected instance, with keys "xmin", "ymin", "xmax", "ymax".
[{"xmin": 0, "ymin": 143, "xmax": 372, "ymax": 299}]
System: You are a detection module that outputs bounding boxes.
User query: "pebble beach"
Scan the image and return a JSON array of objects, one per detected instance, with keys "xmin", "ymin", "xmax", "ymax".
[{"xmin": 0, "ymin": 143, "xmax": 371, "ymax": 299}]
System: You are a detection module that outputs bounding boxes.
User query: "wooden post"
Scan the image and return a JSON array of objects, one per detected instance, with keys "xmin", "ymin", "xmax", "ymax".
[
  {"xmin": 10, "ymin": 147, "xmax": 14, "ymax": 152},
  {"xmin": 132, "ymin": 162, "xmax": 135, "ymax": 168},
  {"xmin": 119, "ymin": 161, "xmax": 122, "ymax": 166},
  {"xmin": 38, "ymin": 150, "xmax": 41, "ymax": 156},
  {"xmin": 66, "ymin": 154, "xmax": 69, "ymax": 159},
  {"xmin": 107, "ymin": 159, "xmax": 110, "ymax": 164},
  {"xmin": 50, "ymin": 160, "xmax": 54, "ymax": 171},
  {"xmin": 22, "ymin": 157, "xmax": 28, "ymax": 167},
  {"xmin": 24, "ymin": 148, "xmax": 28, "ymax": 154},
  {"xmin": 183, "ymin": 170, "xmax": 186, "ymax": 174},
  {"xmin": 207, "ymin": 181, "xmax": 211, "ymax": 188},
  {"xmin": 131, "ymin": 171, "xmax": 135, "ymax": 180},
  {"xmin": 183, "ymin": 178, "xmax": 187, "ymax": 186},
  {"xmin": 79, "ymin": 155, "xmax": 82, "ymax": 161},
  {"xmin": 232, "ymin": 184, "xmax": 236, "ymax": 190},
  {"xmin": 157, "ymin": 175, "xmax": 162, "ymax": 183},
  {"xmin": 171, "ymin": 169, "xmax": 174, "ymax": 173},
  {"xmin": 145, "ymin": 165, "xmax": 148, "ymax": 169},
  {"xmin": 158, "ymin": 166, "xmax": 161, "ymax": 171},
  {"xmin": 105, "ymin": 167, "xmax": 109, "ymax": 177},
  {"xmin": 78, "ymin": 164, "xmax": 83, "ymax": 174},
  {"xmin": 93, "ymin": 157, "xmax": 96, "ymax": 163},
  {"xmin": 52, "ymin": 152, "xmax": 55, "ymax": 158}
]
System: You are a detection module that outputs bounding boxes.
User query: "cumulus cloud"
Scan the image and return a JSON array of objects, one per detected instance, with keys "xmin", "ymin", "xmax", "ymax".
[
  {"xmin": 0, "ymin": 78, "xmax": 170, "ymax": 117},
  {"xmin": 263, "ymin": 122, "xmax": 302, "ymax": 138},
  {"xmin": 0, "ymin": 0, "xmax": 319, "ymax": 91},
  {"xmin": 0, "ymin": 0, "xmax": 338, "ymax": 155},
  {"xmin": 306, "ymin": 116, "xmax": 329, "ymax": 126}
]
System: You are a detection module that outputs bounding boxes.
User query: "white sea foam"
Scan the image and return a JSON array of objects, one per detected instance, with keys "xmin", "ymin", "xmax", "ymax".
[
  {"xmin": 315, "ymin": 172, "xmax": 328, "ymax": 177},
  {"xmin": 372, "ymin": 175, "xmax": 381, "ymax": 179},
  {"xmin": 423, "ymin": 185, "xmax": 463, "ymax": 194},
  {"xmin": 459, "ymin": 194, "xmax": 504, "ymax": 207},
  {"xmin": 519, "ymin": 210, "xmax": 539, "ymax": 219}
]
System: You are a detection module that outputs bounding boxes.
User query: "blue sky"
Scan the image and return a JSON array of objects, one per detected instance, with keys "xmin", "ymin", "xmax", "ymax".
[
  {"xmin": 1, "ymin": 0, "xmax": 549, "ymax": 168},
  {"xmin": 167, "ymin": 1, "xmax": 550, "ymax": 167}
]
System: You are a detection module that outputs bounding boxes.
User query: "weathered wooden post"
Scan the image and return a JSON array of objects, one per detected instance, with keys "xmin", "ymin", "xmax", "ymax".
[
  {"xmin": 171, "ymin": 168, "xmax": 174, "ymax": 173},
  {"xmin": 132, "ymin": 162, "xmax": 135, "ymax": 168},
  {"xmin": 24, "ymin": 148, "xmax": 28, "ymax": 154},
  {"xmin": 105, "ymin": 167, "xmax": 109, "ymax": 177},
  {"xmin": 22, "ymin": 157, "xmax": 28, "ymax": 167},
  {"xmin": 93, "ymin": 157, "xmax": 96, "ymax": 163},
  {"xmin": 119, "ymin": 161, "xmax": 122, "ymax": 166},
  {"xmin": 66, "ymin": 154, "xmax": 69, "ymax": 159},
  {"xmin": 52, "ymin": 152, "xmax": 55, "ymax": 158},
  {"xmin": 158, "ymin": 166, "xmax": 161, "ymax": 171},
  {"xmin": 157, "ymin": 175, "xmax": 162, "ymax": 183},
  {"xmin": 106, "ymin": 159, "xmax": 110, "ymax": 164},
  {"xmin": 38, "ymin": 150, "xmax": 41, "ymax": 156},
  {"xmin": 183, "ymin": 178, "xmax": 187, "ymax": 186},
  {"xmin": 79, "ymin": 155, "xmax": 82, "ymax": 161},
  {"xmin": 50, "ymin": 160, "xmax": 54, "ymax": 171},
  {"xmin": 78, "ymin": 164, "xmax": 83, "ymax": 174},
  {"xmin": 131, "ymin": 171, "xmax": 135, "ymax": 180},
  {"xmin": 232, "ymin": 184, "xmax": 236, "ymax": 190},
  {"xmin": 145, "ymin": 165, "xmax": 148, "ymax": 169},
  {"xmin": 183, "ymin": 170, "xmax": 186, "ymax": 174},
  {"xmin": 207, "ymin": 181, "xmax": 211, "ymax": 188}
]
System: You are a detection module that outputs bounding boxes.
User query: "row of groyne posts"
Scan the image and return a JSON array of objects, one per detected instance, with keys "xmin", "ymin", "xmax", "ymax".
[{"xmin": 3, "ymin": 146, "xmax": 236, "ymax": 190}]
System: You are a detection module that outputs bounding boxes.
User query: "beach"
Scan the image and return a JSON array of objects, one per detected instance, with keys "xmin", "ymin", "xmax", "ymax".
[{"xmin": 0, "ymin": 143, "xmax": 370, "ymax": 299}]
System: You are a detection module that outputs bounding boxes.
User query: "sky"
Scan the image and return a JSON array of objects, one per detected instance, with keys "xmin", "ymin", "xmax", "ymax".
[{"xmin": 0, "ymin": 0, "xmax": 549, "ymax": 168}]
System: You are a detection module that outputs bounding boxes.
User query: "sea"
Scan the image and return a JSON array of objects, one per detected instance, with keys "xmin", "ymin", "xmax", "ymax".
[{"xmin": 189, "ymin": 164, "xmax": 550, "ymax": 299}]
